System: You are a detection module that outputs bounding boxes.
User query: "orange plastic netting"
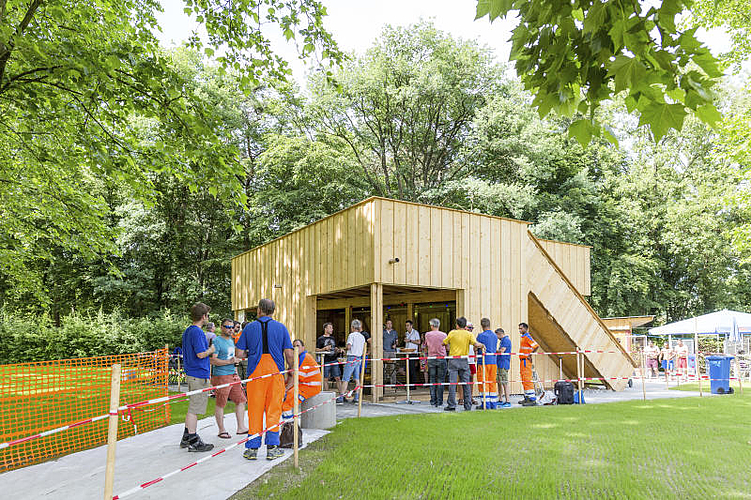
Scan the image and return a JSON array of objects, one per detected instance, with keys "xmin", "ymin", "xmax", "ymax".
[{"xmin": 0, "ymin": 349, "xmax": 170, "ymax": 472}]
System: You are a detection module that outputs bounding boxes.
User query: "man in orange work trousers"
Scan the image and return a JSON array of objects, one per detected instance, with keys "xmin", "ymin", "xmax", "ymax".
[
  {"xmin": 235, "ymin": 299, "xmax": 294, "ymax": 461},
  {"xmin": 518, "ymin": 322, "xmax": 539, "ymax": 406},
  {"xmin": 282, "ymin": 339, "xmax": 323, "ymax": 419}
]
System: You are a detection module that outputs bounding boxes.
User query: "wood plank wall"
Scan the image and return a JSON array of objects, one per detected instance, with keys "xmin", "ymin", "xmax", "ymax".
[
  {"xmin": 231, "ymin": 199, "xmax": 376, "ymax": 348},
  {"xmin": 537, "ymin": 239, "xmax": 591, "ymax": 296}
]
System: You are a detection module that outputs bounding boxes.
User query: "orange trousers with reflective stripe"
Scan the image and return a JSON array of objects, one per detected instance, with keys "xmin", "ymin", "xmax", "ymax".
[
  {"xmin": 282, "ymin": 384, "xmax": 321, "ymax": 413},
  {"xmin": 520, "ymin": 357, "xmax": 534, "ymax": 391},
  {"xmin": 246, "ymin": 354, "xmax": 284, "ymax": 448}
]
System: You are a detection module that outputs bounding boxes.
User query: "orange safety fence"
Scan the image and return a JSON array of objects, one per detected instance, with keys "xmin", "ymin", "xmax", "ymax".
[{"xmin": 0, "ymin": 349, "xmax": 169, "ymax": 472}]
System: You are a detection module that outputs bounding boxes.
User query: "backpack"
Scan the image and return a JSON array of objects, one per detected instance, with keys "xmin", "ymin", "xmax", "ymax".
[
  {"xmin": 279, "ymin": 421, "xmax": 303, "ymax": 449},
  {"xmin": 554, "ymin": 381, "xmax": 575, "ymax": 404}
]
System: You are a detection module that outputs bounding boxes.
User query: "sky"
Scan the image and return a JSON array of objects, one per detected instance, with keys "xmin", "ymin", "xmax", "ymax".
[{"xmin": 155, "ymin": 0, "xmax": 732, "ymax": 87}]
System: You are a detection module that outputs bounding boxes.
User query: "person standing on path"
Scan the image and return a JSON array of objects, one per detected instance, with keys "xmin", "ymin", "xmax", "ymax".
[
  {"xmin": 317, "ymin": 322, "xmax": 342, "ymax": 392},
  {"xmin": 424, "ymin": 318, "xmax": 447, "ymax": 407},
  {"xmin": 442, "ymin": 317, "xmax": 484, "ymax": 412},
  {"xmin": 404, "ymin": 320, "xmax": 421, "ymax": 386},
  {"xmin": 382, "ymin": 319, "xmax": 399, "ymax": 390},
  {"xmin": 338, "ymin": 319, "xmax": 367, "ymax": 404},
  {"xmin": 179, "ymin": 302, "xmax": 215, "ymax": 452},
  {"xmin": 282, "ymin": 339, "xmax": 323, "ymax": 418},
  {"xmin": 675, "ymin": 340, "xmax": 689, "ymax": 380},
  {"xmin": 475, "ymin": 318, "xmax": 498, "ymax": 409},
  {"xmin": 210, "ymin": 319, "xmax": 247, "ymax": 439},
  {"xmin": 518, "ymin": 323, "xmax": 540, "ymax": 406},
  {"xmin": 235, "ymin": 299, "xmax": 293, "ymax": 461},
  {"xmin": 495, "ymin": 328, "xmax": 512, "ymax": 407}
]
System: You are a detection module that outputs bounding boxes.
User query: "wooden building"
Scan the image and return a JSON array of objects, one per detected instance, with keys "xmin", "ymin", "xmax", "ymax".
[{"xmin": 231, "ymin": 197, "xmax": 635, "ymax": 400}]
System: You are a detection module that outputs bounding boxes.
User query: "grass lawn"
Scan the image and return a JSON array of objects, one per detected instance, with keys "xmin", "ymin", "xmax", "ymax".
[
  {"xmin": 670, "ymin": 381, "xmax": 746, "ymax": 393},
  {"xmin": 233, "ymin": 394, "xmax": 751, "ymax": 499}
]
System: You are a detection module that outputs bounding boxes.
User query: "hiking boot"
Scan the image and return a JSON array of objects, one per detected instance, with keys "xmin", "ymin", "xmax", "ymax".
[
  {"xmin": 266, "ymin": 445, "xmax": 284, "ymax": 460},
  {"xmin": 187, "ymin": 436, "xmax": 214, "ymax": 452},
  {"xmin": 243, "ymin": 448, "xmax": 258, "ymax": 460},
  {"xmin": 179, "ymin": 430, "xmax": 190, "ymax": 448}
]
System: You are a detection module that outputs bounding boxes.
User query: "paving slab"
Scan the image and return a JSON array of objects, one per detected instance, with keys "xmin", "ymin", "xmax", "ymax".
[{"xmin": 0, "ymin": 413, "xmax": 327, "ymax": 500}]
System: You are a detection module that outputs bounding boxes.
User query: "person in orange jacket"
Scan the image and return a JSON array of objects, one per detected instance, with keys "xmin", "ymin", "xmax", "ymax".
[
  {"xmin": 282, "ymin": 339, "xmax": 323, "ymax": 418},
  {"xmin": 518, "ymin": 322, "xmax": 539, "ymax": 406}
]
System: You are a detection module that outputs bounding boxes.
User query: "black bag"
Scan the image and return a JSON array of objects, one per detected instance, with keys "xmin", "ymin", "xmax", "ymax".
[
  {"xmin": 279, "ymin": 421, "xmax": 302, "ymax": 449},
  {"xmin": 555, "ymin": 381, "xmax": 575, "ymax": 404}
]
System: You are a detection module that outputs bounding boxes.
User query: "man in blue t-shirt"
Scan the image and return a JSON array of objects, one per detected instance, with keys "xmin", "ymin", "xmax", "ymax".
[
  {"xmin": 495, "ymin": 328, "xmax": 512, "ymax": 408},
  {"xmin": 179, "ymin": 302, "xmax": 216, "ymax": 452},
  {"xmin": 476, "ymin": 318, "xmax": 499, "ymax": 409},
  {"xmin": 235, "ymin": 298, "xmax": 293, "ymax": 461}
]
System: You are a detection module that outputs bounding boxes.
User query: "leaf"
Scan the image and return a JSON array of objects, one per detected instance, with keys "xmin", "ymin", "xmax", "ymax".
[
  {"xmin": 608, "ymin": 55, "xmax": 647, "ymax": 94},
  {"xmin": 695, "ymin": 104, "xmax": 722, "ymax": 127},
  {"xmin": 569, "ymin": 119, "xmax": 594, "ymax": 145},
  {"xmin": 583, "ymin": 2, "xmax": 607, "ymax": 34},
  {"xmin": 639, "ymin": 102, "xmax": 687, "ymax": 140}
]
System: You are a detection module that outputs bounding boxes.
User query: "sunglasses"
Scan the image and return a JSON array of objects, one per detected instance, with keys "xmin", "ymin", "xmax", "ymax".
[{"xmin": 222, "ymin": 324, "xmax": 234, "ymax": 329}]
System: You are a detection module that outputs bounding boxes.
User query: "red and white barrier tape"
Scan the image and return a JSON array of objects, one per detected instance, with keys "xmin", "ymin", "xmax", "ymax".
[
  {"xmin": 0, "ymin": 358, "xmax": 358, "ymax": 450},
  {"xmin": 112, "ymin": 388, "xmax": 357, "ymax": 499}
]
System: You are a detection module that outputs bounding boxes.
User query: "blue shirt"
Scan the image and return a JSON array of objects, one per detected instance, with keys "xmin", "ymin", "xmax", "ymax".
[
  {"xmin": 476, "ymin": 330, "xmax": 497, "ymax": 365},
  {"xmin": 212, "ymin": 336, "xmax": 237, "ymax": 376},
  {"xmin": 236, "ymin": 317, "xmax": 293, "ymax": 374},
  {"xmin": 497, "ymin": 336, "xmax": 512, "ymax": 370},
  {"xmin": 182, "ymin": 325, "xmax": 210, "ymax": 378}
]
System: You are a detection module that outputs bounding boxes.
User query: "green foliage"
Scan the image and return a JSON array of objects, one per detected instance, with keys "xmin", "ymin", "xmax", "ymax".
[
  {"xmin": 0, "ymin": 0, "xmax": 340, "ymax": 305},
  {"xmin": 0, "ymin": 309, "xmax": 188, "ymax": 364},
  {"xmin": 308, "ymin": 22, "xmax": 504, "ymax": 199},
  {"xmin": 475, "ymin": 0, "xmax": 723, "ymax": 142},
  {"xmin": 690, "ymin": 0, "xmax": 751, "ymax": 67}
]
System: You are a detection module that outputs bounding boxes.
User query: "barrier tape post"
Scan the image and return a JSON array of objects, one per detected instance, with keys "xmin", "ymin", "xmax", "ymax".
[
  {"xmin": 576, "ymin": 348, "xmax": 583, "ymax": 403},
  {"xmin": 405, "ymin": 351, "xmax": 410, "ymax": 403},
  {"xmin": 698, "ymin": 351, "xmax": 703, "ymax": 397},
  {"xmin": 293, "ymin": 345, "xmax": 299, "ymax": 469},
  {"xmin": 482, "ymin": 350, "xmax": 487, "ymax": 409},
  {"xmin": 357, "ymin": 349, "xmax": 367, "ymax": 418},
  {"xmin": 735, "ymin": 357, "xmax": 743, "ymax": 395},
  {"xmin": 640, "ymin": 351, "xmax": 646, "ymax": 401},
  {"xmin": 103, "ymin": 364, "xmax": 122, "ymax": 500}
]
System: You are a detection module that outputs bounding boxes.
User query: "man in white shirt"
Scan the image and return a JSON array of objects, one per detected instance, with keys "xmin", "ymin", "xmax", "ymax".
[
  {"xmin": 338, "ymin": 319, "xmax": 367, "ymax": 404},
  {"xmin": 404, "ymin": 320, "xmax": 421, "ymax": 385}
]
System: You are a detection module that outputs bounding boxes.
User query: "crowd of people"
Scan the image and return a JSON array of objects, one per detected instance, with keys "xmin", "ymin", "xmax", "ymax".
[
  {"xmin": 180, "ymin": 300, "xmax": 322, "ymax": 460},
  {"xmin": 644, "ymin": 340, "xmax": 691, "ymax": 380},
  {"xmin": 179, "ymin": 299, "xmax": 548, "ymax": 459},
  {"xmin": 316, "ymin": 316, "xmax": 541, "ymax": 410}
]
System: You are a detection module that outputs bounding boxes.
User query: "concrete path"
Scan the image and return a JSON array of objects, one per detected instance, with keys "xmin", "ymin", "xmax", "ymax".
[
  {"xmin": 0, "ymin": 413, "xmax": 327, "ymax": 500},
  {"xmin": 336, "ymin": 380, "xmax": 711, "ymax": 418},
  {"xmin": 0, "ymin": 380, "xmax": 711, "ymax": 500}
]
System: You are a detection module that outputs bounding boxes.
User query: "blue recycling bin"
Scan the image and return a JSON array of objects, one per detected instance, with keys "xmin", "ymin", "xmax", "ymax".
[{"xmin": 706, "ymin": 355, "xmax": 734, "ymax": 394}]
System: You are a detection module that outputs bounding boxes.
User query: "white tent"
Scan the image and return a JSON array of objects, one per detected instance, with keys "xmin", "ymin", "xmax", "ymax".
[{"xmin": 649, "ymin": 309, "xmax": 751, "ymax": 336}]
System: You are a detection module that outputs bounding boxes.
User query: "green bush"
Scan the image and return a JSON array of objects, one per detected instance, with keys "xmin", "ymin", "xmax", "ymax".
[{"xmin": 0, "ymin": 309, "xmax": 189, "ymax": 364}]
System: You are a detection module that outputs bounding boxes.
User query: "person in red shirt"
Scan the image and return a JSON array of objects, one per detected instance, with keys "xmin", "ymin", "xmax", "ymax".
[{"xmin": 518, "ymin": 322, "xmax": 539, "ymax": 406}]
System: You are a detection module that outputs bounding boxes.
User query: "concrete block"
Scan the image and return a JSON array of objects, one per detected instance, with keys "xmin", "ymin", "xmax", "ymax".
[{"xmin": 300, "ymin": 391, "xmax": 336, "ymax": 429}]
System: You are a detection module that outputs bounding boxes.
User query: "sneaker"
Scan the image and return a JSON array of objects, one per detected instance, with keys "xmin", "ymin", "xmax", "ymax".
[
  {"xmin": 243, "ymin": 448, "xmax": 258, "ymax": 460},
  {"xmin": 443, "ymin": 406, "xmax": 456, "ymax": 411},
  {"xmin": 266, "ymin": 446, "xmax": 284, "ymax": 460},
  {"xmin": 502, "ymin": 402, "xmax": 512, "ymax": 408},
  {"xmin": 187, "ymin": 437, "xmax": 214, "ymax": 452},
  {"xmin": 336, "ymin": 396, "xmax": 345, "ymax": 404}
]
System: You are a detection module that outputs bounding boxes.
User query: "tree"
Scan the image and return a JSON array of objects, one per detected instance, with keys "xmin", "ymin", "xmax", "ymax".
[
  {"xmin": 307, "ymin": 22, "xmax": 505, "ymax": 200},
  {"xmin": 474, "ymin": 0, "xmax": 723, "ymax": 142},
  {"xmin": 0, "ymin": 0, "xmax": 341, "ymax": 303}
]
